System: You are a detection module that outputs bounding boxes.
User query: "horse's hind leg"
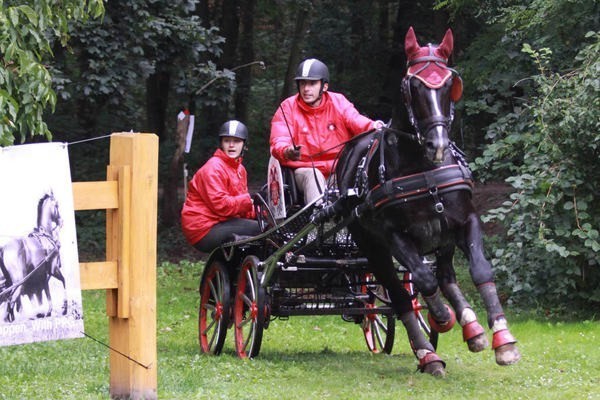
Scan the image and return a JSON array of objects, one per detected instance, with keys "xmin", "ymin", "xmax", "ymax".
[
  {"xmin": 437, "ymin": 249, "xmax": 488, "ymax": 352},
  {"xmin": 353, "ymin": 231, "xmax": 445, "ymax": 375},
  {"xmin": 461, "ymin": 214, "xmax": 521, "ymax": 365},
  {"xmin": 389, "ymin": 234, "xmax": 455, "ymax": 331},
  {"xmin": 50, "ymin": 265, "xmax": 68, "ymax": 315}
]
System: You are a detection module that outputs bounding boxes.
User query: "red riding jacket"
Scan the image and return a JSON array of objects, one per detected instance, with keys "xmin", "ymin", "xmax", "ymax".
[
  {"xmin": 181, "ymin": 148, "xmax": 255, "ymax": 246},
  {"xmin": 270, "ymin": 91, "xmax": 375, "ymax": 178}
]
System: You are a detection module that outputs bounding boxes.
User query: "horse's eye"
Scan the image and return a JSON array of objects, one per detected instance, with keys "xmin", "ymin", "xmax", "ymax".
[{"xmin": 386, "ymin": 134, "xmax": 398, "ymax": 146}]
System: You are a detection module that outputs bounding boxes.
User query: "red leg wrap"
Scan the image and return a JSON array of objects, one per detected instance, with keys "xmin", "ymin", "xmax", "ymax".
[
  {"xmin": 418, "ymin": 352, "xmax": 446, "ymax": 372},
  {"xmin": 427, "ymin": 305, "xmax": 456, "ymax": 333},
  {"xmin": 492, "ymin": 329, "xmax": 517, "ymax": 349},
  {"xmin": 462, "ymin": 320, "xmax": 485, "ymax": 342}
]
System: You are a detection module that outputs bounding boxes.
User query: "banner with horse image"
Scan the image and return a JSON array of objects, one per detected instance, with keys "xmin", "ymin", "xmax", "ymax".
[{"xmin": 0, "ymin": 143, "xmax": 84, "ymax": 346}]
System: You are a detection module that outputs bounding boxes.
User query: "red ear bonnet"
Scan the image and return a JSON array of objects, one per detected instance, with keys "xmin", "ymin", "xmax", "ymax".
[{"xmin": 405, "ymin": 26, "xmax": 462, "ymax": 101}]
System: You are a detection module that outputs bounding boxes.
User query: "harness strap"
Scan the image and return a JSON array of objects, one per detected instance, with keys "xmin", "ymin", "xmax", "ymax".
[
  {"xmin": 354, "ymin": 133, "xmax": 381, "ymax": 196},
  {"xmin": 364, "ymin": 164, "xmax": 473, "ymax": 212}
]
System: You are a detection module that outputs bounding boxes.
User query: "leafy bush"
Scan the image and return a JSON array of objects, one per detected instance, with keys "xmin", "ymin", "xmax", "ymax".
[{"xmin": 477, "ymin": 33, "xmax": 600, "ymax": 308}]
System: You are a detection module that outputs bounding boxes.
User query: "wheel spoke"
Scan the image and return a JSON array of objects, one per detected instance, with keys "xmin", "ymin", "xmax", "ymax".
[
  {"xmin": 238, "ymin": 312, "xmax": 253, "ymax": 328},
  {"xmin": 245, "ymin": 269, "xmax": 256, "ymax": 296},
  {"xmin": 374, "ymin": 315, "xmax": 388, "ymax": 332},
  {"xmin": 373, "ymin": 320, "xmax": 385, "ymax": 349},
  {"xmin": 207, "ymin": 325, "xmax": 217, "ymax": 348},
  {"xmin": 242, "ymin": 324, "xmax": 255, "ymax": 349},
  {"xmin": 202, "ymin": 318, "xmax": 216, "ymax": 335}
]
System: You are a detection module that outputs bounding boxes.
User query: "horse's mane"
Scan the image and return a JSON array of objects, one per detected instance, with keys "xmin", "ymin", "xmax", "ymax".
[{"xmin": 36, "ymin": 192, "xmax": 55, "ymax": 227}]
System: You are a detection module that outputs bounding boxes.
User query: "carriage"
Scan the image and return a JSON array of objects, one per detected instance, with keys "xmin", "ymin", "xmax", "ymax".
[{"xmin": 198, "ymin": 161, "xmax": 437, "ymax": 359}]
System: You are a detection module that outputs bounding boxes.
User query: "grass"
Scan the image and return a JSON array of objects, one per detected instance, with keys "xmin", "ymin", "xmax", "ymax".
[{"xmin": 1, "ymin": 261, "xmax": 599, "ymax": 399}]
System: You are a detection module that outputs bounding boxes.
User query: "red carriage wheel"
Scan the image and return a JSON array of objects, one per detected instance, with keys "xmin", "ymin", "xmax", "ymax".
[
  {"xmin": 403, "ymin": 271, "xmax": 439, "ymax": 350},
  {"xmin": 199, "ymin": 259, "xmax": 231, "ymax": 355},
  {"xmin": 233, "ymin": 255, "xmax": 266, "ymax": 358},
  {"xmin": 361, "ymin": 274, "xmax": 395, "ymax": 354}
]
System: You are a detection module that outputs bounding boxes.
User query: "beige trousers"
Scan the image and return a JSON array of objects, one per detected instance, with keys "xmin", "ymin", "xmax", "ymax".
[{"xmin": 294, "ymin": 167, "xmax": 327, "ymax": 204}]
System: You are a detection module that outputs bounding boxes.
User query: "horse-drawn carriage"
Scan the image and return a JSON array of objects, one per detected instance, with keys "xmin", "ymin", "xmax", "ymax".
[
  {"xmin": 197, "ymin": 27, "xmax": 520, "ymax": 375},
  {"xmin": 198, "ymin": 165, "xmax": 437, "ymax": 359}
]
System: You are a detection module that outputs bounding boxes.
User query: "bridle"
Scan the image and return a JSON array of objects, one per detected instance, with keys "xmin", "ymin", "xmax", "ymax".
[{"xmin": 402, "ymin": 44, "xmax": 462, "ymax": 144}]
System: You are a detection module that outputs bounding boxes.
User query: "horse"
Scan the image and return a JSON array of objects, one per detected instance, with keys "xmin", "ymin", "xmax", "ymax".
[
  {"xmin": 0, "ymin": 191, "xmax": 67, "ymax": 322},
  {"xmin": 317, "ymin": 27, "xmax": 521, "ymax": 373}
]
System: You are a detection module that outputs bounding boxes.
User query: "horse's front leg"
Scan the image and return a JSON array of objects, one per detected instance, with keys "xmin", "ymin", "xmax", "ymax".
[
  {"xmin": 352, "ymin": 227, "xmax": 446, "ymax": 375},
  {"xmin": 389, "ymin": 233, "xmax": 455, "ymax": 332},
  {"xmin": 437, "ymin": 246, "xmax": 488, "ymax": 352},
  {"xmin": 460, "ymin": 213, "xmax": 521, "ymax": 365}
]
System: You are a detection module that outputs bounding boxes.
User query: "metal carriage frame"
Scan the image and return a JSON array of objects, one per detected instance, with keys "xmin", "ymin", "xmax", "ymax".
[{"xmin": 198, "ymin": 172, "xmax": 437, "ymax": 359}]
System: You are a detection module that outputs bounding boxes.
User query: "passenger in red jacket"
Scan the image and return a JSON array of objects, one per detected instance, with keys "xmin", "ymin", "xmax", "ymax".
[
  {"xmin": 181, "ymin": 120, "xmax": 260, "ymax": 253},
  {"xmin": 270, "ymin": 58, "xmax": 383, "ymax": 204}
]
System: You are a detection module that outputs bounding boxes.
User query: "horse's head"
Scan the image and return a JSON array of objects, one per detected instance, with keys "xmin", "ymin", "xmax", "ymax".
[
  {"xmin": 37, "ymin": 192, "xmax": 62, "ymax": 236},
  {"xmin": 402, "ymin": 27, "xmax": 463, "ymax": 165}
]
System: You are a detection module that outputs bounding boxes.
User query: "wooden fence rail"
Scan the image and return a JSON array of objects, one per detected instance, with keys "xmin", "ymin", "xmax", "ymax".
[{"xmin": 72, "ymin": 133, "xmax": 158, "ymax": 399}]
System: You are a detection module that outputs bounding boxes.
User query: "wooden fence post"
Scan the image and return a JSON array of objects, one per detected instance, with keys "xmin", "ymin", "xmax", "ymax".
[
  {"xmin": 74, "ymin": 133, "xmax": 158, "ymax": 398},
  {"xmin": 106, "ymin": 133, "xmax": 158, "ymax": 399}
]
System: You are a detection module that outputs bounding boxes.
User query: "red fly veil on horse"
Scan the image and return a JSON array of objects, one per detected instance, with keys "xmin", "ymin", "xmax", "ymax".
[{"xmin": 404, "ymin": 26, "xmax": 463, "ymax": 102}]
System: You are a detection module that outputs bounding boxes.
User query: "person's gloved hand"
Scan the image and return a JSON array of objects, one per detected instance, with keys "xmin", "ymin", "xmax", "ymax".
[
  {"xmin": 284, "ymin": 145, "xmax": 301, "ymax": 161},
  {"xmin": 373, "ymin": 120, "xmax": 385, "ymax": 130}
]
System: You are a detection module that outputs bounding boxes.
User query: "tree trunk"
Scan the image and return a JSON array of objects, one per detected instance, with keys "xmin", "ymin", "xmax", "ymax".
[
  {"xmin": 161, "ymin": 111, "xmax": 190, "ymax": 227},
  {"xmin": 234, "ymin": 0, "xmax": 256, "ymax": 123},
  {"xmin": 281, "ymin": 1, "xmax": 314, "ymax": 100},
  {"xmin": 146, "ymin": 69, "xmax": 170, "ymax": 140}
]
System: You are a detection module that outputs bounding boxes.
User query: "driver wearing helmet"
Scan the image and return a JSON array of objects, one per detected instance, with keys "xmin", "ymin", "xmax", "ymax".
[
  {"xmin": 182, "ymin": 120, "xmax": 261, "ymax": 253},
  {"xmin": 270, "ymin": 58, "xmax": 383, "ymax": 204}
]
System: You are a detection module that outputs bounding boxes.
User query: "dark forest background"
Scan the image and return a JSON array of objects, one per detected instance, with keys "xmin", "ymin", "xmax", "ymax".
[{"xmin": 3, "ymin": 0, "xmax": 599, "ymax": 310}]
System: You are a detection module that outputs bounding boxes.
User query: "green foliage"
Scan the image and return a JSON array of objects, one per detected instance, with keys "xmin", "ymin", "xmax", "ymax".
[
  {"xmin": 55, "ymin": 1, "xmax": 229, "ymax": 132},
  {"xmin": 0, "ymin": 1, "xmax": 104, "ymax": 146},
  {"xmin": 479, "ymin": 32, "xmax": 600, "ymax": 307},
  {"xmin": 458, "ymin": 0, "xmax": 598, "ymax": 161}
]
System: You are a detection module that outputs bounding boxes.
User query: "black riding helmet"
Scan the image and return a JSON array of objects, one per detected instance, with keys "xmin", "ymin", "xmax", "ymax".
[
  {"xmin": 294, "ymin": 58, "xmax": 330, "ymax": 83},
  {"xmin": 218, "ymin": 120, "xmax": 249, "ymax": 141}
]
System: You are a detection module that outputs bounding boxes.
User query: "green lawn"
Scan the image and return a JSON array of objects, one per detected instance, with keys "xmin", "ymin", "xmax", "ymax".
[{"xmin": 1, "ymin": 261, "xmax": 599, "ymax": 399}]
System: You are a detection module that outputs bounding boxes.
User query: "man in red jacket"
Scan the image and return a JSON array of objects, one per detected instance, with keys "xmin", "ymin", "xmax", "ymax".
[
  {"xmin": 270, "ymin": 58, "xmax": 383, "ymax": 204},
  {"xmin": 181, "ymin": 120, "xmax": 260, "ymax": 253}
]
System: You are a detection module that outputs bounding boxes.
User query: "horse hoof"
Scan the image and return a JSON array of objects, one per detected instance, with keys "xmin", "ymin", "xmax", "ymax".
[
  {"xmin": 463, "ymin": 320, "xmax": 488, "ymax": 352},
  {"xmin": 495, "ymin": 343, "xmax": 521, "ymax": 365},
  {"xmin": 467, "ymin": 333, "xmax": 489, "ymax": 352},
  {"xmin": 427, "ymin": 305, "xmax": 456, "ymax": 333},
  {"xmin": 424, "ymin": 361, "xmax": 446, "ymax": 377},
  {"xmin": 418, "ymin": 351, "xmax": 446, "ymax": 377}
]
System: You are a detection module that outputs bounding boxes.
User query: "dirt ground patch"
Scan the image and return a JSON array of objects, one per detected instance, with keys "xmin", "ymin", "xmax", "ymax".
[{"xmin": 472, "ymin": 181, "xmax": 512, "ymax": 235}]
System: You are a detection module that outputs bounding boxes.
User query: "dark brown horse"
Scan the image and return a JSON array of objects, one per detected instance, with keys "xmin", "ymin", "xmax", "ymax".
[
  {"xmin": 319, "ymin": 27, "xmax": 520, "ymax": 372},
  {"xmin": 0, "ymin": 192, "xmax": 67, "ymax": 322}
]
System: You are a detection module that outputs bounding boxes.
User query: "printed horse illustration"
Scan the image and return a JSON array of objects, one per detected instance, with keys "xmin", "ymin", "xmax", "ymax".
[
  {"xmin": 319, "ymin": 27, "xmax": 521, "ymax": 373},
  {"xmin": 0, "ymin": 192, "xmax": 67, "ymax": 322}
]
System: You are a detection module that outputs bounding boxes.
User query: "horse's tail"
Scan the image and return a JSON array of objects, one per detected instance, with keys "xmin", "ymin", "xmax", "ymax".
[{"xmin": 0, "ymin": 246, "xmax": 6, "ymax": 282}]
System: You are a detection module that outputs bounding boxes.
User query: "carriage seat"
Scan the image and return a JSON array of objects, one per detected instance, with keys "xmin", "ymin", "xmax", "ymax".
[
  {"xmin": 281, "ymin": 166, "xmax": 304, "ymax": 210},
  {"xmin": 281, "ymin": 166, "xmax": 338, "ymax": 211}
]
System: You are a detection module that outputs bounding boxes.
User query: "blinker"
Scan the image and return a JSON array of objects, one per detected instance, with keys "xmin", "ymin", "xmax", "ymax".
[{"xmin": 450, "ymin": 75, "xmax": 463, "ymax": 102}]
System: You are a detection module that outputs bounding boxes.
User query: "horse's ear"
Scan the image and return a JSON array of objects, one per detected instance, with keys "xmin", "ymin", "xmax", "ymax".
[
  {"xmin": 404, "ymin": 26, "xmax": 421, "ymax": 58},
  {"xmin": 437, "ymin": 28, "xmax": 454, "ymax": 59}
]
